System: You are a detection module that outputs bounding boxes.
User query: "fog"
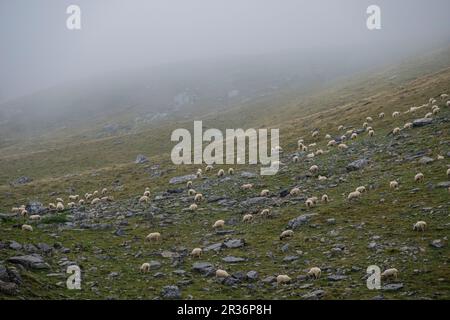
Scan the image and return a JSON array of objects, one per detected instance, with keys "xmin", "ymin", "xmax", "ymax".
[{"xmin": 1, "ymin": 0, "xmax": 450, "ymax": 103}]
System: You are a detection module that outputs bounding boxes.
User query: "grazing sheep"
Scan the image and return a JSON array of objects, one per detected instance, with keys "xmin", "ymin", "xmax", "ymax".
[
  {"xmin": 424, "ymin": 112, "xmax": 433, "ymax": 119},
  {"xmin": 146, "ymin": 232, "xmax": 161, "ymax": 242},
  {"xmin": 447, "ymin": 101, "xmax": 450, "ymax": 107},
  {"xmin": 347, "ymin": 190, "xmax": 361, "ymax": 201},
  {"xmin": 447, "ymin": 168, "xmax": 450, "ymax": 178},
  {"xmin": 338, "ymin": 125, "xmax": 344, "ymax": 131},
  {"xmin": 299, "ymin": 144, "xmax": 308, "ymax": 152},
  {"xmin": 101, "ymin": 196, "xmax": 113, "ymax": 202},
  {"xmin": 414, "ymin": 173, "xmax": 424, "ymax": 183},
  {"xmin": 78, "ymin": 199, "xmax": 85, "ymax": 205},
  {"xmin": 276, "ymin": 275, "xmax": 291, "ymax": 285},
  {"xmin": 68, "ymin": 195, "xmax": 79, "ymax": 201},
  {"xmin": 143, "ymin": 190, "xmax": 151, "ymax": 197},
  {"xmin": 260, "ymin": 208, "xmax": 271, "ymax": 218},
  {"xmin": 279, "ymin": 230, "xmax": 294, "ymax": 240},
  {"xmin": 306, "ymin": 152, "xmax": 315, "ymax": 158},
  {"xmin": 321, "ymin": 194, "xmax": 329, "ymax": 203},
  {"xmin": 186, "ymin": 181, "xmax": 193, "ymax": 188},
  {"xmin": 228, "ymin": 168, "xmax": 234, "ymax": 175},
  {"xmin": 140, "ymin": 263, "xmax": 150, "ymax": 273},
  {"xmin": 441, "ymin": 93, "xmax": 449, "ymax": 99},
  {"xmin": 368, "ymin": 129, "xmax": 375, "ymax": 137},
  {"xmin": 403, "ymin": 122, "xmax": 413, "ymax": 129},
  {"xmin": 356, "ymin": 186, "xmax": 366, "ymax": 193},
  {"xmin": 318, "ymin": 175, "xmax": 327, "ymax": 181},
  {"xmin": 432, "ymin": 107, "xmax": 440, "ymax": 115},
  {"xmin": 338, "ymin": 143, "xmax": 348, "ymax": 150},
  {"xmin": 67, "ymin": 202, "xmax": 75, "ymax": 209},
  {"xmin": 101, "ymin": 188, "xmax": 108, "ymax": 195},
  {"xmin": 85, "ymin": 193, "xmax": 93, "ymax": 200},
  {"xmin": 327, "ymin": 140, "xmax": 337, "ymax": 147},
  {"xmin": 189, "ymin": 203, "xmax": 198, "ymax": 211},
  {"xmin": 392, "ymin": 111, "xmax": 400, "ymax": 118},
  {"xmin": 413, "ymin": 221, "xmax": 427, "ymax": 232},
  {"xmin": 93, "ymin": 191, "xmax": 99, "ymax": 197},
  {"xmin": 139, "ymin": 195, "xmax": 150, "ymax": 204},
  {"xmin": 260, "ymin": 189, "xmax": 270, "ymax": 197},
  {"xmin": 56, "ymin": 198, "xmax": 64, "ymax": 203},
  {"xmin": 381, "ymin": 268, "xmax": 398, "ymax": 280},
  {"xmin": 392, "ymin": 127, "xmax": 401, "ymax": 135},
  {"xmin": 378, "ymin": 112, "xmax": 385, "ymax": 119},
  {"xmin": 188, "ymin": 189, "xmax": 196, "ymax": 196},
  {"xmin": 351, "ymin": 133, "xmax": 358, "ymax": 140},
  {"xmin": 305, "ymin": 198, "xmax": 315, "ymax": 208},
  {"xmin": 29, "ymin": 215, "xmax": 41, "ymax": 221},
  {"xmin": 194, "ymin": 193, "xmax": 203, "ymax": 203},
  {"xmin": 290, "ymin": 187, "xmax": 301, "ymax": 196},
  {"xmin": 308, "ymin": 267, "xmax": 322, "ymax": 279},
  {"xmin": 315, "ymin": 149, "xmax": 324, "ymax": 156},
  {"xmin": 309, "ymin": 165, "xmax": 319, "ymax": 174},
  {"xmin": 216, "ymin": 269, "xmax": 230, "ymax": 278},
  {"xmin": 205, "ymin": 165, "xmax": 213, "ymax": 172},
  {"xmin": 48, "ymin": 203, "xmax": 56, "ymax": 210},
  {"xmin": 292, "ymin": 156, "xmax": 299, "ymax": 163},
  {"xmin": 242, "ymin": 214, "xmax": 253, "ymax": 223},
  {"xmin": 365, "ymin": 126, "xmax": 373, "ymax": 132},
  {"xmin": 217, "ymin": 169, "xmax": 225, "ymax": 177},
  {"xmin": 11, "ymin": 207, "xmax": 20, "ymax": 213},
  {"xmin": 213, "ymin": 220, "xmax": 225, "ymax": 229},
  {"xmin": 366, "ymin": 116, "xmax": 373, "ymax": 122},
  {"xmin": 197, "ymin": 169, "xmax": 203, "ymax": 175},
  {"xmin": 21, "ymin": 224, "xmax": 33, "ymax": 232},
  {"xmin": 56, "ymin": 202, "xmax": 65, "ymax": 212},
  {"xmin": 390, "ymin": 181, "xmax": 399, "ymax": 189},
  {"xmin": 312, "ymin": 131, "xmax": 319, "ymax": 138},
  {"xmin": 241, "ymin": 183, "xmax": 253, "ymax": 190},
  {"xmin": 191, "ymin": 248, "xmax": 203, "ymax": 258},
  {"xmin": 20, "ymin": 209, "xmax": 28, "ymax": 217},
  {"xmin": 325, "ymin": 134, "xmax": 332, "ymax": 139},
  {"xmin": 346, "ymin": 129, "xmax": 353, "ymax": 136},
  {"xmin": 91, "ymin": 198, "xmax": 101, "ymax": 205},
  {"xmin": 196, "ymin": 171, "xmax": 202, "ymax": 178}
]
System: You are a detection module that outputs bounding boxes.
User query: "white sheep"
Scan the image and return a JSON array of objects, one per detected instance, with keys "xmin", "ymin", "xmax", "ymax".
[
  {"xmin": 424, "ymin": 112, "xmax": 433, "ymax": 119},
  {"xmin": 307, "ymin": 267, "xmax": 321, "ymax": 279},
  {"xmin": 356, "ymin": 186, "xmax": 366, "ymax": 193},
  {"xmin": 432, "ymin": 107, "xmax": 440, "ymax": 115},
  {"xmin": 327, "ymin": 140, "xmax": 337, "ymax": 147},
  {"xmin": 392, "ymin": 127, "xmax": 401, "ymax": 135},
  {"xmin": 139, "ymin": 195, "xmax": 149, "ymax": 204},
  {"xmin": 189, "ymin": 203, "xmax": 198, "ymax": 211},
  {"xmin": 447, "ymin": 101, "xmax": 450, "ymax": 107},
  {"xmin": 347, "ymin": 190, "xmax": 361, "ymax": 201},
  {"xmin": 68, "ymin": 195, "xmax": 79, "ymax": 201},
  {"xmin": 20, "ymin": 209, "xmax": 28, "ymax": 217},
  {"xmin": 305, "ymin": 198, "xmax": 315, "ymax": 208},
  {"xmin": 413, "ymin": 221, "xmax": 427, "ymax": 232},
  {"xmin": 378, "ymin": 112, "xmax": 385, "ymax": 119},
  {"xmin": 292, "ymin": 156, "xmax": 299, "ymax": 163},
  {"xmin": 276, "ymin": 275, "xmax": 291, "ymax": 285},
  {"xmin": 260, "ymin": 189, "xmax": 270, "ymax": 197},
  {"xmin": 216, "ymin": 269, "xmax": 230, "ymax": 278},
  {"xmin": 241, "ymin": 183, "xmax": 253, "ymax": 190},
  {"xmin": 338, "ymin": 125, "xmax": 344, "ymax": 131},
  {"xmin": 140, "ymin": 263, "xmax": 150, "ymax": 273},
  {"xmin": 441, "ymin": 93, "xmax": 449, "ymax": 99},
  {"xmin": 85, "ymin": 193, "xmax": 93, "ymax": 200},
  {"xmin": 368, "ymin": 129, "xmax": 375, "ymax": 137},
  {"xmin": 78, "ymin": 199, "xmax": 85, "ymax": 205},
  {"xmin": 48, "ymin": 203, "xmax": 56, "ymax": 210},
  {"xmin": 414, "ymin": 173, "xmax": 424, "ymax": 183},
  {"xmin": 312, "ymin": 131, "xmax": 319, "ymax": 138},
  {"xmin": 309, "ymin": 165, "xmax": 319, "ymax": 174},
  {"xmin": 205, "ymin": 165, "xmax": 213, "ymax": 172},
  {"xmin": 392, "ymin": 111, "xmax": 400, "ymax": 118},
  {"xmin": 146, "ymin": 232, "xmax": 161, "ymax": 242},
  {"xmin": 101, "ymin": 188, "xmax": 108, "ymax": 195},
  {"xmin": 194, "ymin": 193, "xmax": 203, "ymax": 203},
  {"xmin": 191, "ymin": 248, "xmax": 203, "ymax": 258},
  {"xmin": 325, "ymin": 134, "xmax": 332, "ymax": 139},
  {"xmin": 318, "ymin": 175, "xmax": 327, "ymax": 181},
  {"xmin": 306, "ymin": 152, "xmax": 315, "ymax": 158},
  {"xmin": 403, "ymin": 122, "xmax": 413, "ymax": 129},
  {"xmin": 260, "ymin": 208, "xmax": 271, "ymax": 218},
  {"xmin": 338, "ymin": 143, "xmax": 348, "ymax": 150},
  {"xmin": 279, "ymin": 229, "xmax": 294, "ymax": 240},
  {"xmin": 186, "ymin": 181, "xmax": 193, "ymax": 188},
  {"xmin": 446, "ymin": 168, "xmax": 450, "ymax": 177},
  {"xmin": 217, "ymin": 169, "xmax": 225, "ymax": 177},
  {"xmin": 321, "ymin": 194, "xmax": 329, "ymax": 203},
  {"xmin": 143, "ymin": 190, "xmax": 151, "ymax": 197},
  {"xmin": 242, "ymin": 214, "xmax": 253, "ymax": 223},
  {"xmin": 56, "ymin": 198, "xmax": 64, "ymax": 203},
  {"xmin": 290, "ymin": 187, "xmax": 301, "ymax": 196},
  {"xmin": 390, "ymin": 181, "xmax": 399, "ymax": 189},
  {"xmin": 228, "ymin": 168, "xmax": 234, "ymax": 175},
  {"xmin": 213, "ymin": 220, "xmax": 225, "ymax": 229},
  {"xmin": 381, "ymin": 268, "xmax": 398, "ymax": 280},
  {"xmin": 91, "ymin": 198, "xmax": 101, "ymax": 205},
  {"xmin": 351, "ymin": 133, "xmax": 358, "ymax": 140},
  {"xmin": 29, "ymin": 215, "xmax": 41, "ymax": 221},
  {"xmin": 366, "ymin": 116, "xmax": 373, "ymax": 122},
  {"xmin": 92, "ymin": 191, "xmax": 99, "ymax": 197},
  {"xmin": 67, "ymin": 202, "xmax": 75, "ymax": 209},
  {"xmin": 56, "ymin": 202, "xmax": 65, "ymax": 212},
  {"xmin": 315, "ymin": 149, "xmax": 324, "ymax": 156},
  {"xmin": 188, "ymin": 189, "xmax": 196, "ymax": 196},
  {"xmin": 21, "ymin": 224, "xmax": 33, "ymax": 232}
]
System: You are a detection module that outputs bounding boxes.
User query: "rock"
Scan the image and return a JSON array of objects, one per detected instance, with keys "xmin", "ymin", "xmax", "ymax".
[
  {"xmin": 7, "ymin": 254, "xmax": 50, "ymax": 269},
  {"xmin": 436, "ymin": 181, "xmax": 450, "ymax": 188},
  {"xmin": 192, "ymin": 262, "xmax": 215, "ymax": 276},
  {"xmin": 11, "ymin": 176, "xmax": 32, "ymax": 186},
  {"xmin": 135, "ymin": 154, "xmax": 149, "ymax": 164},
  {"xmin": 240, "ymin": 171, "xmax": 257, "ymax": 179},
  {"xmin": 149, "ymin": 261, "xmax": 162, "ymax": 270},
  {"xmin": 223, "ymin": 277, "xmax": 240, "ymax": 286},
  {"xmin": 418, "ymin": 156, "xmax": 434, "ymax": 165},
  {"xmin": 283, "ymin": 256, "xmax": 299, "ymax": 262},
  {"xmin": 301, "ymin": 290, "xmax": 326, "ymax": 300},
  {"xmin": 223, "ymin": 239, "xmax": 245, "ymax": 249},
  {"xmin": 279, "ymin": 189, "xmax": 290, "ymax": 198},
  {"xmin": 382, "ymin": 283, "xmax": 404, "ymax": 291},
  {"xmin": 203, "ymin": 243, "xmax": 223, "ymax": 252},
  {"xmin": 287, "ymin": 213, "xmax": 318, "ymax": 229},
  {"xmin": 25, "ymin": 201, "xmax": 46, "ymax": 215},
  {"xmin": 346, "ymin": 159, "xmax": 369, "ymax": 172},
  {"xmin": 413, "ymin": 118, "xmax": 433, "ymax": 127},
  {"xmin": 261, "ymin": 276, "xmax": 276, "ymax": 283},
  {"xmin": 240, "ymin": 197, "xmax": 274, "ymax": 207},
  {"xmin": 161, "ymin": 285, "xmax": 181, "ymax": 299},
  {"xmin": 169, "ymin": 174, "xmax": 197, "ymax": 185},
  {"xmin": 113, "ymin": 228, "xmax": 125, "ymax": 236},
  {"xmin": 328, "ymin": 275, "xmax": 347, "ymax": 281},
  {"xmin": 23, "ymin": 244, "xmax": 38, "ymax": 253},
  {"xmin": 0, "ymin": 265, "xmax": 9, "ymax": 282},
  {"xmin": 0, "ymin": 280, "xmax": 18, "ymax": 295},
  {"xmin": 9, "ymin": 241, "xmax": 22, "ymax": 250},
  {"xmin": 430, "ymin": 239, "xmax": 444, "ymax": 248},
  {"xmin": 222, "ymin": 256, "xmax": 246, "ymax": 263},
  {"xmin": 246, "ymin": 271, "xmax": 259, "ymax": 280}
]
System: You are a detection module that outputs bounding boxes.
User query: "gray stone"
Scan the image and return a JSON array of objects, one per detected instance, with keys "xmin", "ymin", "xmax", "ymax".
[
  {"xmin": 287, "ymin": 213, "xmax": 318, "ymax": 229},
  {"xmin": 328, "ymin": 275, "xmax": 347, "ymax": 281},
  {"xmin": 240, "ymin": 171, "xmax": 257, "ymax": 179},
  {"xmin": 246, "ymin": 271, "xmax": 259, "ymax": 280},
  {"xmin": 11, "ymin": 176, "xmax": 32, "ymax": 185},
  {"xmin": 135, "ymin": 154, "xmax": 149, "ymax": 164},
  {"xmin": 436, "ymin": 181, "xmax": 450, "ymax": 188},
  {"xmin": 9, "ymin": 241, "xmax": 22, "ymax": 250},
  {"xmin": 37, "ymin": 243, "xmax": 52, "ymax": 254},
  {"xmin": 0, "ymin": 280, "xmax": 18, "ymax": 295},
  {"xmin": 418, "ymin": 156, "xmax": 434, "ymax": 165},
  {"xmin": 222, "ymin": 256, "xmax": 246, "ymax": 263},
  {"xmin": 283, "ymin": 256, "xmax": 299, "ymax": 262},
  {"xmin": 169, "ymin": 174, "xmax": 197, "ymax": 185},
  {"xmin": 430, "ymin": 239, "xmax": 444, "ymax": 248},
  {"xmin": 223, "ymin": 239, "xmax": 245, "ymax": 249},
  {"xmin": 413, "ymin": 118, "xmax": 433, "ymax": 127},
  {"xmin": 25, "ymin": 201, "xmax": 46, "ymax": 215},
  {"xmin": 203, "ymin": 243, "xmax": 223, "ymax": 252},
  {"xmin": 382, "ymin": 283, "xmax": 404, "ymax": 291},
  {"xmin": 7, "ymin": 254, "xmax": 50, "ymax": 269},
  {"xmin": 301, "ymin": 290, "xmax": 326, "ymax": 299},
  {"xmin": 192, "ymin": 262, "xmax": 215, "ymax": 276},
  {"xmin": 240, "ymin": 197, "xmax": 274, "ymax": 207},
  {"xmin": 346, "ymin": 159, "xmax": 369, "ymax": 172},
  {"xmin": 161, "ymin": 285, "xmax": 181, "ymax": 299},
  {"xmin": 149, "ymin": 261, "xmax": 162, "ymax": 270}
]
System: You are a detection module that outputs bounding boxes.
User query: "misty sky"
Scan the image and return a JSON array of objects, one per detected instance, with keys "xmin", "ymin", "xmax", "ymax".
[{"xmin": 1, "ymin": 0, "xmax": 450, "ymax": 103}]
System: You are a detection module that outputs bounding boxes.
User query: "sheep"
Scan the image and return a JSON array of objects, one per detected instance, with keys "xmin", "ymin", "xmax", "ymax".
[
  {"xmin": 205, "ymin": 165, "xmax": 213, "ymax": 172},
  {"xmin": 85, "ymin": 193, "xmax": 93, "ymax": 200},
  {"xmin": 186, "ymin": 180, "xmax": 193, "ymax": 188},
  {"xmin": 292, "ymin": 156, "xmax": 299, "ymax": 163},
  {"xmin": 197, "ymin": 169, "xmax": 203, "ymax": 175},
  {"xmin": 447, "ymin": 168, "xmax": 450, "ymax": 178},
  {"xmin": 432, "ymin": 107, "xmax": 440, "ymax": 115},
  {"xmin": 390, "ymin": 181, "xmax": 399, "ymax": 189},
  {"xmin": 441, "ymin": 93, "xmax": 449, "ymax": 99},
  {"xmin": 338, "ymin": 125, "xmax": 344, "ymax": 131},
  {"xmin": 424, "ymin": 112, "xmax": 433, "ymax": 119},
  {"xmin": 188, "ymin": 189, "xmax": 196, "ymax": 196},
  {"xmin": 350, "ymin": 132, "xmax": 358, "ymax": 140},
  {"xmin": 312, "ymin": 131, "xmax": 319, "ymax": 138},
  {"xmin": 403, "ymin": 122, "xmax": 413, "ymax": 129},
  {"xmin": 318, "ymin": 175, "xmax": 327, "ymax": 181},
  {"xmin": 217, "ymin": 169, "xmax": 225, "ymax": 177},
  {"xmin": 146, "ymin": 232, "xmax": 161, "ymax": 242},
  {"xmin": 413, "ymin": 221, "xmax": 427, "ymax": 232},
  {"xmin": 56, "ymin": 198, "xmax": 64, "ymax": 203},
  {"xmin": 143, "ymin": 190, "xmax": 151, "ymax": 197},
  {"xmin": 299, "ymin": 144, "xmax": 308, "ymax": 152},
  {"xmin": 279, "ymin": 230, "xmax": 294, "ymax": 240},
  {"xmin": 447, "ymin": 101, "xmax": 450, "ymax": 107},
  {"xmin": 365, "ymin": 126, "xmax": 373, "ymax": 132},
  {"xmin": 216, "ymin": 269, "xmax": 230, "ymax": 278},
  {"xmin": 140, "ymin": 263, "xmax": 150, "ymax": 273},
  {"xmin": 381, "ymin": 268, "xmax": 398, "ymax": 280},
  {"xmin": 56, "ymin": 202, "xmax": 65, "ymax": 212},
  {"xmin": 363, "ymin": 122, "xmax": 369, "ymax": 129},
  {"xmin": 414, "ymin": 173, "xmax": 424, "ymax": 183},
  {"xmin": 196, "ymin": 171, "xmax": 202, "ymax": 178},
  {"xmin": 68, "ymin": 195, "xmax": 79, "ymax": 201},
  {"xmin": 48, "ymin": 203, "xmax": 56, "ymax": 210},
  {"xmin": 92, "ymin": 191, "xmax": 99, "ymax": 197},
  {"xmin": 327, "ymin": 140, "xmax": 337, "ymax": 147},
  {"xmin": 429, "ymin": 98, "xmax": 437, "ymax": 104},
  {"xmin": 338, "ymin": 143, "xmax": 348, "ymax": 150},
  {"xmin": 392, "ymin": 127, "xmax": 401, "ymax": 135},
  {"xmin": 139, "ymin": 195, "xmax": 150, "ymax": 204},
  {"xmin": 241, "ymin": 183, "xmax": 253, "ymax": 190},
  {"xmin": 306, "ymin": 152, "xmax": 315, "ymax": 159},
  {"xmin": 194, "ymin": 193, "xmax": 204, "ymax": 203},
  {"xmin": 325, "ymin": 134, "xmax": 332, "ymax": 139},
  {"xmin": 392, "ymin": 111, "xmax": 400, "ymax": 118},
  {"xmin": 366, "ymin": 116, "xmax": 373, "ymax": 122},
  {"xmin": 355, "ymin": 186, "xmax": 366, "ymax": 193},
  {"xmin": 308, "ymin": 267, "xmax": 322, "ymax": 279},
  {"xmin": 276, "ymin": 275, "xmax": 291, "ymax": 285},
  {"xmin": 91, "ymin": 198, "xmax": 101, "ymax": 205},
  {"xmin": 20, "ymin": 209, "xmax": 28, "ymax": 217},
  {"xmin": 191, "ymin": 248, "xmax": 203, "ymax": 258},
  {"xmin": 213, "ymin": 219, "xmax": 225, "ymax": 229},
  {"xmin": 67, "ymin": 202, "xmax": 75, "ymax": 209},
  {"xmin": 21, "ymin": 224, "xmax": 33, "ymax": 232},
  {"xmin": 11, "ymin": 207, "xmax": 20, "ymax": 213},
  {"xmin": 101, "ymin": 188, "xmax": 108, "ymax": 195},
  {"xmin": 290, "ymin": 187, "xmax": 301, "ymax": 196},
  {"xmin": 347, "ymin": 190, "xmax": 361, "ymax": 201},
  {"xmin": 321, "ymin": 194, "xmax": 329, "ymax": 203},
  {"xmin": 309, "ymin": 165, "xmax": 319, "ymax": 174},
  {"xmin": 437, "ymin": 155, "xmax": 444, "ymax": 160},
  {"xmin": 368, "ymin": 129, "xmax": 375, "ymax": 137},
  {"xmin": 29, "ymin": 215, "xmax": 41, "ymax": 221},
  {"xmin": 260, "ymin": 189, "xmax": 270, "ymax": 197},
  {"xmin": 378, "ymin": 112, "xmax": 385, "ymax": 119},
  {"xmin": 78, "ymin": 199, "xmax": 85, "ymax": 205},
  {"xmin": 145, "ymin": 187, "xmax": 150, "ymax": 192},
  {"xmin": 305, "ymin": 198, "xmax": 315, "ymax": 208},
  {"xmin": 315, "ymin": 149, "xmax": 324, "ymax": 156},
  {"xmin": 228, "ymin": 168, "xmax": 234, "ymax": 175},
  {"xmin": 101, "ymin": 196, "xmax": 113, "ymax": 202},
  {"xmin": 242, "ymin": 214, "xmax": 253, "ymax": 223},
  {"xmin": 345, "ymin": 129, "xmax": 353, "ymax": 136},
  {"xmin": 260, "ymin": 208, "xmax": 271, "ymax": 218},
  {"xmin": 189, "ymin": 203, "xmax": 198, "ymax": 211}
]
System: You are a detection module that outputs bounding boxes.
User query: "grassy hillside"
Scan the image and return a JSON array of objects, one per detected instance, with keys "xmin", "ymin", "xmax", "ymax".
[{"xmin": 0, "ymin": 50, "xmax": 449, "ymax": 300}]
